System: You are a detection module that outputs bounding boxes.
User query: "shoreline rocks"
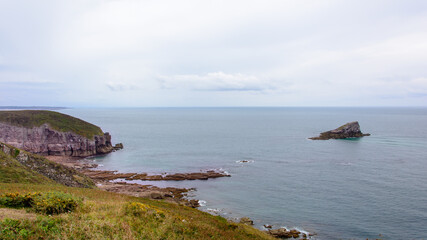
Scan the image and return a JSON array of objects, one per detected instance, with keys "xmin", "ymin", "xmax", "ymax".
[
  {"xmin": 268, "ymin": 228, "xmax": 302, "ymax": 239},
  {"xmin": 239, "ymin": 217, "xmax": 254, "ymax": 225},
  {"xmin": 80, "ymin": 169, "xmax": 231, "ymax": 181},
  {"xmin": 113, "ymin": 143, "xmax": 124, "ymax": 150},
  {"xmin": 309, "ymin": 121, "xmax": 370, "ymax": 140}
]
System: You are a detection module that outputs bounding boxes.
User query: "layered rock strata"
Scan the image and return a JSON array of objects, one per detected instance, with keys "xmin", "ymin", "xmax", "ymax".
[
  {"xmin": 81, "ymin": 169, "xmax": 231, "ymax": 181},
  {"xmin": 310, "ymin": 121, "xmax": 370, "ymax": 140},
  {"xmin": 0, "ymin": 122, "xmax": 113, "ymax": 157}
]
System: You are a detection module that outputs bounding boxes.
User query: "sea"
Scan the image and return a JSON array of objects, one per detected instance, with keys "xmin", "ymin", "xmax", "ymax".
[{"xmin": 59, "ymin": 107, "xmax": 427, "ymax": 240}]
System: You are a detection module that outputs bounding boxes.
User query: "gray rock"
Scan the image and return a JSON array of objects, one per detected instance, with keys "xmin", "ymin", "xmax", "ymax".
[
  {"xmin": 150, "ymin": 192, "xmax": 164, "ymax": 199},
  {"xmin": 310, "ymin": 121, "xmax": 370, "ymax": 140}
]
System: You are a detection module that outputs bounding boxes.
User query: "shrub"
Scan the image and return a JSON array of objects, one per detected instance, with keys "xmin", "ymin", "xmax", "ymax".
[
  {"xmin": 32, "ymin": 192, "xmax": 82, "ymax": 215},
  {"xmin": 0, "ymin": 217, "xmax": 62, "ymax": 239},
  {"xmin": 0, "ymin": 191, "xmax": 82, "ymax": 215},
  {"xmin": 0, "ymin": 192, "xmax": 40, "ymax": 208},
  {"xmin": 124, "ymin": 202, "xmax": 165, "ymax": 219}
]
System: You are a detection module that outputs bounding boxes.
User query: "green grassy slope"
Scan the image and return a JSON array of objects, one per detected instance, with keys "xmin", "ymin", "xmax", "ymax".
[
  {"xmin": 0, "ymin": 183, "xmax": 275, "ymax": 240},
  {"xmin": 0, "ymin": 110, "xmax": 103, "ymax": 139},
  {"xmin": 0, "ymin": 145, "xmax": 275, "ymax": 239},
  {"xmin": 0, "ymin": 151, "xmax": 54, "ymax": 185},
  {"xmin": 0, "ymin": 142, "xmax": 95, "ymax": 188}
]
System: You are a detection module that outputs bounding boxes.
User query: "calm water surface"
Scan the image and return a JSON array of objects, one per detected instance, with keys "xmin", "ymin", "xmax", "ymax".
[{"xmin": 60, "ymin": 108, "xmax": 427, "ymax": 240}]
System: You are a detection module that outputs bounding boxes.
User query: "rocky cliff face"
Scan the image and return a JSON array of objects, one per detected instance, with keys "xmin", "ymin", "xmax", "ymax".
[
  {"xmin": 0, "ymin": 122, "xmax": 113, "ymax": 157},
  {"xmin": 310, "ymin": 121, "xmax": 370, "ymax": 140}
]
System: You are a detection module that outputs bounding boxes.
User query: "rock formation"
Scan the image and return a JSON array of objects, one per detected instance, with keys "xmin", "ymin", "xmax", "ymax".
[
  {"xmin": 0, "ymin": 142, "xmax": 95, "ymax": 188},
  {"xmin": 239, "ymin": 217, "xmax": 254, "ymax": 225},
  {"xmin": 268, "ymin": 228, "xmax": 301, "ymax": 239},
  {"xmin": 309, "ymin": 121, "xmax": 370, "ymax": 140},
  {"xmin": 0, "ymin": 122, "xmax": 114, "ymax": 157}
]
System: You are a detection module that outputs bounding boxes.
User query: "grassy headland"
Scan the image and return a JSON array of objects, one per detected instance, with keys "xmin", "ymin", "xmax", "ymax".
[
  {"xmin": 0, "ymin": 145, "xmax": 275, "ymax": 240},
  {"xmin": 0, "ymin": 110, "xmax": 103, "ymax": 139}
]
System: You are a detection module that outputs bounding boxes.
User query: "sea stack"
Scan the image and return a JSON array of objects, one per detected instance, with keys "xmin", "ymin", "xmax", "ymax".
[
  {"xmin": 0, "ymin": 110, "xmax": 118, "ymax": 157},
  {"xmin": 310, "ymin": 121, "xmax": 370, "ymax": 140}
]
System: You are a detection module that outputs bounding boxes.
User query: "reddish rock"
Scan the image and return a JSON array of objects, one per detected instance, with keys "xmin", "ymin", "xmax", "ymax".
[{"xmin": 0, "ymin": 122, "xmax": 114, "ymax": 157}]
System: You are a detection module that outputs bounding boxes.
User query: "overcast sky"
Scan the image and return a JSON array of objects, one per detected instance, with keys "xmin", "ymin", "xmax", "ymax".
[{"xmin": 1, "ymin": 0, "xmax": 427, "ymax": 107}]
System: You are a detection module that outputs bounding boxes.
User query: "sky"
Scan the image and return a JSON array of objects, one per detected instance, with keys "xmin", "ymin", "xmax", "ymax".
[{"xmin": 1, "ymin": 0, "xmax": 427, "ymax": 107}]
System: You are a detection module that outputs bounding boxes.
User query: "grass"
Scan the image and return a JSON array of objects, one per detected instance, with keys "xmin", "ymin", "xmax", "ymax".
[
  {"xmin": 0, "ymin": 183, "xmax": 276, "ymax": 240},
  {"xmin": 0, "ymin": 151, "xmax": 55, "ymax": 185},
  {"xmin": 0, "ymin": 144, "xmax": 275, "ymax": 239},
  {"xmin": 0, "ymin": 110, "xmax": 103, "ymax": 139},
  {"xmin": 0, "ymin": 142, "xmax": 95, "ymax": 188}
]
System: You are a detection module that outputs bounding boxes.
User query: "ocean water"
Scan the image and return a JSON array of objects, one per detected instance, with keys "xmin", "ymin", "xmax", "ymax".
[{"xmin": 59, "ymin": 107, "xmax": 427, "ymax": 240}]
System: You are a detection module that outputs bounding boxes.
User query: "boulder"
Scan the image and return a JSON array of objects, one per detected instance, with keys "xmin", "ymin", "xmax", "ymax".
[
  {"xmin": 239, "ymin": 217, "xmax": 254, "ymax": 225},
  {"xmin": 310, "ymin": 121, "xmax": 370, "ymax": 140},
  {"xmin": 268, "ymin": 228, "xmax": 300, "ymax": 238},
  {"xmin": 150, "ymin": 192, "xmax": 164, "ymax": 199},
  {"xmin": 113, "ymin": 143, "xmax": 124, "ymax": 150},
  {"xmin": 263, "ymin": 224, "xmax": 272, "ymax": 229}
]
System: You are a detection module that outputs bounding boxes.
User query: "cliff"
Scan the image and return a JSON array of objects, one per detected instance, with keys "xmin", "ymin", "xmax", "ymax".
[
  {"xmin": 310, "ymin": 121, "xmax": 370, "ymax": 140},
  {"xmin": 0, "ymin": 110, "xmax": 114, "ymax": 157},
  {"xmin": 0, "ymin": 142, "xmax": 95, "ymax": 188}
]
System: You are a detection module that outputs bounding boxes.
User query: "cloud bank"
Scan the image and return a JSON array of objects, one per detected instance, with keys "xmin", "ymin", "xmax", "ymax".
[{"xmin": 1, "ymin": 0, "xmax": 427, "ymax": 107}]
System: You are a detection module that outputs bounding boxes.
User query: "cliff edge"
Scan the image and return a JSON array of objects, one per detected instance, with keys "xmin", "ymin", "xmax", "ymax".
[
  {"xmin": 0, "ymin": 142, "xmax": 95, "ymax": 188},
  {"xmin": 0, "ymin": 110, "xmax": 114, "ymax": 157},
  {"xmin": 310, "ymin": 121, "xmax": 370, "ymax": 140}
]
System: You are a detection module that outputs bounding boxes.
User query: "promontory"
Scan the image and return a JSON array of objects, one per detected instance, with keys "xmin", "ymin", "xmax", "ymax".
[{"xmin": 0, "ymin": 110, "xmax": 116, "ymax": 157}]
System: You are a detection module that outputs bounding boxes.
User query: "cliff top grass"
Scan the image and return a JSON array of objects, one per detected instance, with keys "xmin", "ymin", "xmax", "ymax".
[
  {"xmin": 0, "ymin": 145, "xmax": 275, "ymax": 240},
  {"xmin": 0, "ymin": 110, "xmax": 103, "ymax": 139},
  {"xmin": 0, "ymin": 183, "xmax": 276, "ymax": 240},
  {"xmin": 0, "ymin": 151, "xmax": 55, "ymax": 185}
]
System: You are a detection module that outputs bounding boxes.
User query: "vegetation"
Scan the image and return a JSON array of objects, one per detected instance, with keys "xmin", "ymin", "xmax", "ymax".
[
  {"xmin": 0, "ymin": 142, "xmax": 95, "ymax": 188},
  {"xmin": 0, "ymin": 150, "xmax": 55, "ymax": 185},
  {"xmin": 0, "ymin": 183, "xmax": 275, "ymax": 240},
  {"xmin": 0, "ymin": 110, "xmax": 103, "ymax": 139},
  {"xmin": 0, "ymin": 145, "xmax": 275, "ymax": 239}
]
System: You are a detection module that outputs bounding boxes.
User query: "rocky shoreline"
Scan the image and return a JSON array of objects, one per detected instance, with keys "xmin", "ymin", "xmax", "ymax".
[
  {"xmin": 45, "ymin": 155, "xmax": 229, "ymax": 208},
  {"xmin": 44, "ymin": 156, "xmax": 315, "ymax": 239}
]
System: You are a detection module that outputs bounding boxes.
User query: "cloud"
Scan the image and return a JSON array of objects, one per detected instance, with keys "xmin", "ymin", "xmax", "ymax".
[
  {"xmin": 1, "ymin": 0, "xmax": 427, "ymax": 106},
  {"xmin": 106, "ymin": 81, "xmax": 139, "ymax": 92},
  {"xmin": 158, "ymin": 72, "xmax": 278, "ymax": 92},
  {"xmin": 0, "ymin": 71, "xmax": 56, "ymax": 84}
]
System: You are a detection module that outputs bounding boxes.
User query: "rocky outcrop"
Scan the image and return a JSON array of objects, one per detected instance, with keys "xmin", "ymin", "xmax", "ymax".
[
  {"xmin": 309, "ymin": 121, "xmax": 370, "ymax": 140},
  {"xmin": 0, "ymin": 122, "xmax": 113, "ymax": 157},
  {"xmin": 268, "ymin": 228, "xmax": 301, "ymax": 239},
  {"xmin": 113, "ymin": 143, "xmax": 124, "ymax": 150},
  {"xmin": 81, "ymin": 169, "xmax": 231, "ymax": 181},
  {"xmin": 0, "ymin": 142, "xmax": 95, "ymax": 188},
  {"xmin": 239, "ymin": 217, "xmax": 254, "ymax": 225}
]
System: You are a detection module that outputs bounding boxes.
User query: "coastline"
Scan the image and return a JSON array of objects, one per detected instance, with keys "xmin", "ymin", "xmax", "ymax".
[
  {"xmin": 45, "ymin": 155, "xmax": 229, "ymax": 208},
  {"xmin": 45, "ymin": 155, "xmax": 314, "ymax": 239}
]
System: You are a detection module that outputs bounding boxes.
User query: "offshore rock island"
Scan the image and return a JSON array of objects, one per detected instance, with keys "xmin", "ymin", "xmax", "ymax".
[{"xmin": 310, "ymin": 121, "xmax": 370, "ymax": 140}]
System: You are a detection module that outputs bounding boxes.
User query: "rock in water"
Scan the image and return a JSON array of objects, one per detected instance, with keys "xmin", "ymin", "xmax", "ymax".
[
  {"xmin": 268, "ymin": 228, "xmax": 301, "ymax": 238},
  {"xmin": 113, "ymin": 143, "xmax": 124, "ymax": 150},
  {"xmin": 310, "ymin": 121, "xmax": 370, "ymax": 140}
]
